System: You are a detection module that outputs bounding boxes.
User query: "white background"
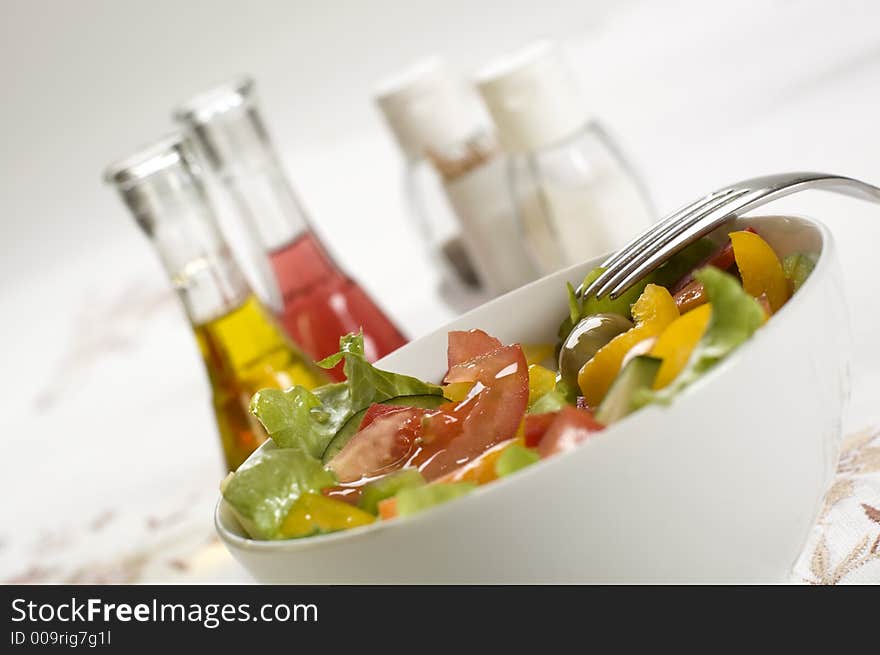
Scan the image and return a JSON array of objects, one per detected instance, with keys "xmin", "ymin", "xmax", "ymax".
[{"xmin": 1, "ymin": 0, "xmax": 879, "ymax": 582}]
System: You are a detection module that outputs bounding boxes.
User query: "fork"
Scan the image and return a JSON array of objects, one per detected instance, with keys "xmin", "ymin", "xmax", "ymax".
[{"xmin": 582, "ymin": 172, "xmax": 880, "ymax": 300}]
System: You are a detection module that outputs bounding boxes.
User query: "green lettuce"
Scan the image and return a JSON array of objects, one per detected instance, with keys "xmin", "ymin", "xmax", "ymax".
[
  {"xmin": 495, "ymin": 444, "xmax": 540, "ymax": 477},
  {"xmin": 250, "ymin": 332, "xmax": 442, "ymax": 457},
  {"xmin": 557, "ymin": 238, "xmax": 716, "ymax": 343},
  {"xmin": 315, "ymin": 332, "xmax": 441, "ymax": 409},
  {"xmin": 358, "ymin": 468, "xmax": 426, "ymax": 515},
  {"xmin": 650, "ymin": 237, "xmax": 717, "ymax": 288},
  {"xmin": 395, "ymin": 482, "xmax": 477, "ymax": 517},
  {"xmin": 250, "ymin": 383, "xmax": 348, "ymax": 457},
  {"xmin": 557, "ymin": 267, "xmax": 650, "ymax": 342},
  {"xmin": 639, "ymin": 266, "xmax": 765, "ymax": 405},
  {"xmin": 221, "ymin": 445, "xmax": 335, "ymax": 540},
  {"xmin": 782, "ymin": 252, "xmax": 817, "ymax": 293},
  {"xmin": 527, "ymin": 379, "xmax": 577, "ymax": 414}
]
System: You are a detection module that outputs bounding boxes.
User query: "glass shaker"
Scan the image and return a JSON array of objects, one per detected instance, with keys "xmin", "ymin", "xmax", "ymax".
[
  {"xmin": 375, "ymin": 58, "xmax": 485, "ymax": 290},
  {"xmin": 477, "ymin": 41, "xmax": 655, "ymax": 274},
  {"xmin": 377, "ymin": 58, "xmax": 539, "ymax": 298}
]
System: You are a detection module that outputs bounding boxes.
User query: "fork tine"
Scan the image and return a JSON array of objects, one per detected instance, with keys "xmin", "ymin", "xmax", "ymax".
[
  {"xmin": 591, "ymin": 187, "xmax": 753, "ymax": 299},
  {"xmin": 597, "ymin": 189, "xmax": 733, "ymax": 270},
  {"xmin": 585, "ymin": 171, "xmax": 880, "ymax": 302},
  {"xmin": 605, "ymin": 190, "xmax": 763, "ymax": 299},
  {"xmin": 583, "ymin": 187, "xmax": 740, "ymax": 296}
]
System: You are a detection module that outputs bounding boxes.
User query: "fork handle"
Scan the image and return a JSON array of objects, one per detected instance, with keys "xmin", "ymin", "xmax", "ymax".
[{"xmin": 737, "ymin": 172, "xmax": 880, "ymax": 212}]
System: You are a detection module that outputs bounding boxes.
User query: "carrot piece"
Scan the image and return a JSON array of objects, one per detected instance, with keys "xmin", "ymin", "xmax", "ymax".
[{"xmin": 377, "ymin": 497, "xmax": 398, "ymax": 520}]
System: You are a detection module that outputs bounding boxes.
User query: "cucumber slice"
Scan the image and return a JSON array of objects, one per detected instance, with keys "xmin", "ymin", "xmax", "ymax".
[
  {"xmin": 321, "ymin": 394, "xmax": 448, "ymax": 464},
  {"xmin": 358, "ymin": 468, "xmax": 426, "ymax": 515},
  {"xmin": 782, "ymin": 252, "xmax": 817, "ymax": 293},
  {"xmin": 595, "ymin": 355, "xmax": 662, "ymax": 425}
]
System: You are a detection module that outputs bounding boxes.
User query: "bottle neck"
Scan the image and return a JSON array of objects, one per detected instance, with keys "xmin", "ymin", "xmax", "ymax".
[
  {"xmin": 173, "ymin": 247, "xmax": 250, "ymax": 326},
  {"xmin": 218, "ymin": 152, "xmax": 311, "ymax": 253},
  {"xmin": 179, "ymin": 96, "xmax": 313, "ymax": 254},
  {"xmin": 128, "ymin": 169, "xmax": 251, "ymax": 326},
  {"xmin": 214, "ymin": 154, "xmax": 347, "ymax": 299}
]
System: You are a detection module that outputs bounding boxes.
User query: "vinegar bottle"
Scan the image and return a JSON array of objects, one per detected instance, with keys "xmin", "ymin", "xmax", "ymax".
[
  {"xmin": 477, "ymin": 41, "xmax": 655, "ymax": 274},
  {"xmin": 174, "ymin": 78, "xmax": 407, "ymax": 379},
  {"xmin": 104, "ymin": 135, "xmax": 328, "ymax": 471}
]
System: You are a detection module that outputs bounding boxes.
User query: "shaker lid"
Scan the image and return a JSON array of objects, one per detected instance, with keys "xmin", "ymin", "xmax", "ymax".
[
  {"xmin": 375, "ymin": 57, "xmax": 485, "ymax": 161},
  {"xmin": 103, "ymin": 133, "xmax": 193, "ymax": 188},
  {"xmin": 476, "ymin": 41, "xmax": 585, "ymax": 153}
]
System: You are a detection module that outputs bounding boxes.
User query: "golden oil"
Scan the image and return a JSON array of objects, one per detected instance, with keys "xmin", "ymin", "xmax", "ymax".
[{"xmin": 194, "ymin": 295, "xmax": 327, "ymax": 470}]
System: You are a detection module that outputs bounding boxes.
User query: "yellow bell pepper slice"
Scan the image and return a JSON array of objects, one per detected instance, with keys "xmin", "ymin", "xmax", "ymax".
[
  {"xmin": 577, "ymin": 284, "xmax": 679, "ymax": 405},
  {"xmin": 522, "ymin": 343, "xmax": 556, "ymax": 366},
  {"xmin": 649, "ymin": 303, "xmax": 712, "ymax": 389},
  {"xmin": 528, "ymin": 364, "xmax": 557, "ymax": 404},
  {"xmin": 279, "ymin": 493, "xmax": 375, "ymax": 538},
  {"xmin": 729, "ymin": 230, "xmax": 789, "ymax": 313},
  {"xmin": 442, "ymin": 381, "xmax": 474, "ymax": 402}
]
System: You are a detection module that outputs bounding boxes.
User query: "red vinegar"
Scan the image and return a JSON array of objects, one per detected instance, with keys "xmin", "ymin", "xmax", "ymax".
[{"xmin": 269, "ymin": 232, "xmax": 407, "ymax": 380}]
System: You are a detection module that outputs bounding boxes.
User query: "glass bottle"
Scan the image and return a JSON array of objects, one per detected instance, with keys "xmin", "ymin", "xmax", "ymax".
[
  {"xmin": 477, "ymin": 41, "xmax": 655, "ymax": 274},
  {"xmin": 376, "ymin": 59, "xmax": 539, "ymax": 298},
  {"xmin": 104, "ymin": 135, "xmax": 328, "ymax": 471},
  {"xmin": 173, "ymin": 78, "xmax": 407, "ymax": 380},
  {"xmin": 375, "ymin": 58, "xmax": 483, "ymax": 291}
]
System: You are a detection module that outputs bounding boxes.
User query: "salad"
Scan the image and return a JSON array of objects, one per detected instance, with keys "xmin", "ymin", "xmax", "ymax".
[{"xmin": 221, "ymin": 228, "xmax": 818, "ymax": 541}]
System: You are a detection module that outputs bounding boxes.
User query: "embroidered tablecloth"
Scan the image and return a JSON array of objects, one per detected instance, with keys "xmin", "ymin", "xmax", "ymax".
[{"xmin": 793, "ymin": 426, "xmax": 880, "ymax": 583}]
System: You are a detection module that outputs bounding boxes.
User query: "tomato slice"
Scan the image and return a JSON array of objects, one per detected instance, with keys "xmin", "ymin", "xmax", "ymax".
[
  {"xmin": 445, "ymin": 329, "xmax": 503, "ymax": 378},
  {"xmin": 358, "ymin": 403, "xmax": 410, "ymax": 431},
  {"xmin": 418, "ymin": 344, "xmax": 528, "ymax": 480},
  {"xmin": 536, "ymin": 406, "xmax": 604, "ymax": 458},
  {"xmin": 524, "ymin": 412, "xmax": 558, "ymax": 448},
  {"xmin": 330, "ymin": 335, "xmax": 529, "ymax": 486},
  {"xmin": 328, "ymin": 408, "xmax": 433, "ymax": 483}
]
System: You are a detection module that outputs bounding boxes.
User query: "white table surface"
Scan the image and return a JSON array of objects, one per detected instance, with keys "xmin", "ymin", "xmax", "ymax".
[{"xmin": 2, "ymin": 0, "xmax": 880, "ymax": 583}]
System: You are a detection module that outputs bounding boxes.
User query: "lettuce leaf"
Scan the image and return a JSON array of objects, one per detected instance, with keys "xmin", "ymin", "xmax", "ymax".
[
  {"xmin": 250, "ymin": 332, "xmax": 442, "ymax": 457},
  {"xmin": 221, "ymin": 445, "xmax": 335, "ymax": 540},
  {"xmin": 395, "ymin": 482, "xmax": 477, "ymax": 517},
  {"xmin": 650, "ymin": 237, "xmax": 717, "ymax": 288},
  {"xmin": 557, "ymin": 267, "xmax": 651, "ymax": 341},
  {"xmin": 782, "ymin": 252, "xmax": 817, "ymax": 293},
  {"xmin": 358, "ymin": 468, "xmax": 426, "ymax": 515},
  {"xmin": 527, "ymin": 379, "xmax": 577, "ymax": 414},
  {"xmin": 250, "ymin": 383, "xmax": 350, "ymax": 457},
  {"xmin": 640, "ymin": 266, "xmax": 764, "ymax": 405},
  {"xmin": 495, "ymin": 444, "xmax": 540, "ymax": 477},
  {"xmin": 556, "ymin": 239, "xmax": 716, "ymax": 345},
  {"xmin": 316, "ymin": 332, "xmax": 441, "ymax": 409}
]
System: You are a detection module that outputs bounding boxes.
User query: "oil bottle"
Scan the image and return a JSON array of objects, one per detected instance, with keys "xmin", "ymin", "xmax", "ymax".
[{"xmin": 104, "ymin": 134, "xmax": 328, "ymax": 470}]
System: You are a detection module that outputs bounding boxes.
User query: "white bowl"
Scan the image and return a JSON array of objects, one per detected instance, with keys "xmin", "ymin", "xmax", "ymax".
[{"xmin": 216, "ymin": 214, "xmax": 850, "ymax": 583}]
